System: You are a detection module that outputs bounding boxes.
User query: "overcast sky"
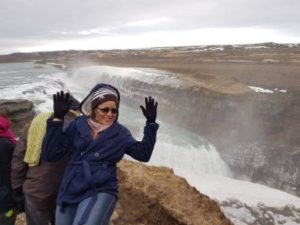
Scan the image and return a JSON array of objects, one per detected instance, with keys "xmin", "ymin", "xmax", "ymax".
[{"xmin": 1, "ymin": 0, "xmax": 300, "ymax": 54}]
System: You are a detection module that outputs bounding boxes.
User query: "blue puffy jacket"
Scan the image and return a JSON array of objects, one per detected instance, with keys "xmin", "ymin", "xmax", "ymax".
[{"xmin": 41, "ymin": 108, "xmax": 159, "ymax": 208}]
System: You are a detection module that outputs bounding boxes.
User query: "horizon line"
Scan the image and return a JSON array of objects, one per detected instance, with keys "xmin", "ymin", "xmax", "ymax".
[{"xmin": 1, "ymin": 41, "xmax": 299, "ymax": 56}]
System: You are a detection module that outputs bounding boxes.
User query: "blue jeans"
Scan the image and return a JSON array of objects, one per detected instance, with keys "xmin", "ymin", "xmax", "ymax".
[{"xmin": 56, "ymin": 192, "xmax": 117, "ymax": 225}]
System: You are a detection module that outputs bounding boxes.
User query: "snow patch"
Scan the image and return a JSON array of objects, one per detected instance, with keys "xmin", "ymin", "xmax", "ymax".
[
  {"xmin": 248, "ymin": 86, "xmax": 274, "ymax": 93},
  {"xmin": 244, "ymin": 46, "xmax": 270, "ymax": 49},
  {"xmin": 174, "ymin": 169, "xmax": 300, "ymax": 225},
  {"xmin": 248, "ymin": 86, "xmax": 287, "ymax": 94}
]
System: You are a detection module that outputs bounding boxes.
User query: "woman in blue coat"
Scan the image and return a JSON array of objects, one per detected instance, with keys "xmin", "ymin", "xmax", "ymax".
[{"xmin": 41, "ymin": 83, "xmax": 159, "ymax": 225}]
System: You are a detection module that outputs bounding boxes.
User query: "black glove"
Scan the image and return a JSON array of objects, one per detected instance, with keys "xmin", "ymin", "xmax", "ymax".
[
  {"xmin": 53, "ymin": 91, "xmax": 72, "ymax": 119},
  {"xmin": 12, "ymin": 187, "xmax": 25, "ymax": 213},
  {"xmin": 140, "ymin": 96, "xmax": 158, "ymax": 123}
]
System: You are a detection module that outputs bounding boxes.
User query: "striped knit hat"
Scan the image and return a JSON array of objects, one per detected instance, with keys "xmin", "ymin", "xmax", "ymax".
[
  {"xmin": 80, "ymin": 84, "xmax": 120, "ymax": 116},
  {"xmin": 91, "ymin": 88, "xmax": 119, "ymax": 109}
]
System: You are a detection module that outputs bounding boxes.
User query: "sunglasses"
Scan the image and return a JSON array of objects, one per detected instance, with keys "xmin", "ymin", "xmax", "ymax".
[{"xmin": 97, "ymin": 107, "xmax": 118, "ymax": 114}]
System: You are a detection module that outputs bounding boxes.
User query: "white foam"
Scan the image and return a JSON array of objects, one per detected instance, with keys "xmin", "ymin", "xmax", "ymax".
[
  {"xmin": 61, "ymin": 65, "xmax": 184, "ymax": 90},
  {"xmin": 174, "ymin": 168, "xmax": 300, "ymax": 207},
  {"xmin": 150, "ymin": 141, "xmax": 232, "ymax": 176},
  {"xmin": 0, "ymin": 72, "xmax": 67, "ymax": 113}
]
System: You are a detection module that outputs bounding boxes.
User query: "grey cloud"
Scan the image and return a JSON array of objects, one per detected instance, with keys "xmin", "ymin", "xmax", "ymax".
[{"xmin": 0, "ymin": 0, "xmax": 300, "ymax": 53}]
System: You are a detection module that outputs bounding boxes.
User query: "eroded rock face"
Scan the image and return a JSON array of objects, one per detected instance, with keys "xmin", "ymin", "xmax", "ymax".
[
  {"xmin": 114, "ymin": 160, "xmax": 232, "ymax": 225},
  {"xmin": 118, "ymin": 80, "xmax": 300, "ymax": 196},
  {"xmin": 152, "ymin": 86, "xmax": 300, "ymax": 196},
  {"xmin": 0, "ymin": 99, "xmax": 34, "ymax": 136}
]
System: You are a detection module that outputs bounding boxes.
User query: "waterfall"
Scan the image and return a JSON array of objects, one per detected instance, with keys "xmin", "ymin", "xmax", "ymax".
[{"xmin": 61, "ymin": 65, "xmax": 232, "ymax": 177}]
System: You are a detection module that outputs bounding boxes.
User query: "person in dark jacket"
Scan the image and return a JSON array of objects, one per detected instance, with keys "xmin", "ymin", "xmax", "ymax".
[
  {"xmin": 11, "ymin": 96, "xmax": 80, "ymax": 225},
  {"xmin": 41, "ymin": 83, "xmax": 159, "ymax": 225},
  {"xmin": 0, "ymin": 114, "xmax": 17, "ymax": 225}
]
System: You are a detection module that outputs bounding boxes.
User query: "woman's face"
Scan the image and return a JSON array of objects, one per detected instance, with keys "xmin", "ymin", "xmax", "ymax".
[{"xmin": 93, "ymin": 100, "xmax": 117, "ymax": 125}]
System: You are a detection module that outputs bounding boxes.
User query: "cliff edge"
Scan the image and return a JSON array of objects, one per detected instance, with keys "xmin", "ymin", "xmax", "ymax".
[{"xmin": 114, "ymin": 160, "xmax": 231, "ymax": 225}]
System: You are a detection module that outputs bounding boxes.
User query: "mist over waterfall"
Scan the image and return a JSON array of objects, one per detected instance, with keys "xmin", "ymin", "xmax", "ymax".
[
  {"xmin": 0, "ymin": 62, "xmax": 231, "ymax": 177},
  {"xmin": 59, "ymin": 65, "xmax": 186, "ymax": 104},
  {"xmin": 60, "ymin": 65, "xmax": 232, "ymax": 177}
]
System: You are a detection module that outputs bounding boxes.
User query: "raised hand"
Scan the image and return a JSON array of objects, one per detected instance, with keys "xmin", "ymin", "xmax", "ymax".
[
  {"xmin": 53, "ymin": 91, "xmax": 72, "ymax": 119},
  {"xmin": 140, "ymin": 96, "xmax": 158, "ymax": 123}
]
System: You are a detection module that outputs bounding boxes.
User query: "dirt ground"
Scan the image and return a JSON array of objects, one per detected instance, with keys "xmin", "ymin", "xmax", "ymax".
[{"xmin": 15, "ymin": 214, "xmax": 25, "ymax": 225}]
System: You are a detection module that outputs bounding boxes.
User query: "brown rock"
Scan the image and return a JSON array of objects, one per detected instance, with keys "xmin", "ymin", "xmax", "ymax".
[
  {"xmin": 114, "ymin": 160, "xmax": 232, "ymax": 225},
  {"xmin": 15, "ymin": 213, "xmax": 26, "ymax": 225},
  {"xmin": 0, "ymin": 99, "xmax": 34, "ymax": 136}
]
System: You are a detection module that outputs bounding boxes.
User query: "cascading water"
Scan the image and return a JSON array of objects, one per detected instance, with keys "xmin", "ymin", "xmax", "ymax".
[
  {"xmin": 0, "ymin": 62, "xmax": 67, "ymax": 112},
  {"xmin": 60, "ymin": 65, "xmax": 232, "ymax": 177},
  {"xmin": 0, "ymin": 62, "xmax": 231, "ymax": 177}
]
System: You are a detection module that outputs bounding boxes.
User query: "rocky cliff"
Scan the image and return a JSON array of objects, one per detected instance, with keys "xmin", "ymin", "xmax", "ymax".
[
  {"xmin": 114, "ymin": 160, "xmax": 231, "ymax": 225},
  {"xmin": 146, "ymin": 85, "xmax": 300, "ymax": 197},
  {"xmin": 0, "ymin": 99, "xmax": 34, "ymax": 136},
  {"xmin": 0, "ymin": 99, "xmax": 231, "ymax": 225}
]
